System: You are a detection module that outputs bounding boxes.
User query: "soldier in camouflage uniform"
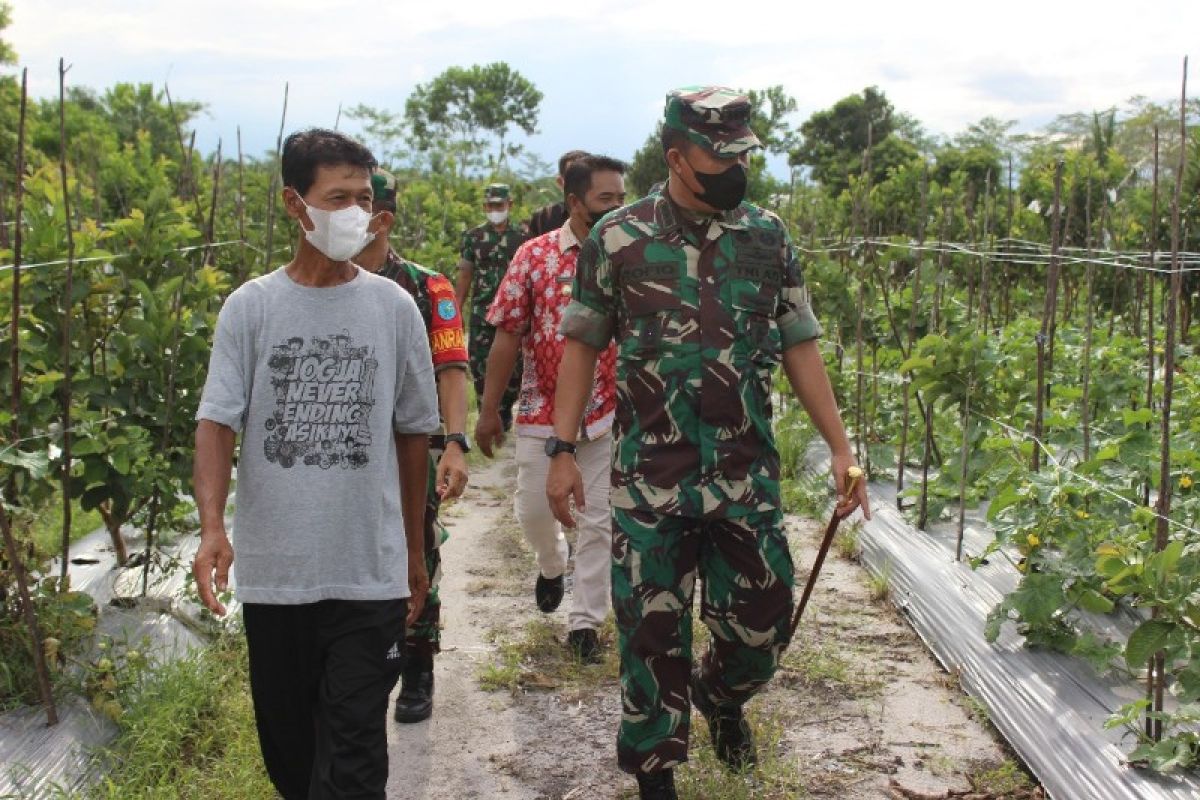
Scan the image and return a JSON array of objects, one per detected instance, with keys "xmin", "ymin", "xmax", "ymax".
[
  {"xmin": 545, "ymin": 87, "xmax": 869, "ymax": 800},
  {"xmin": 359, "ymin": 169, "xmax": 471, "ymax": 724},
  {"xmin": 455, "ymin": 183, "xmax": 527, "ymax": 430}
]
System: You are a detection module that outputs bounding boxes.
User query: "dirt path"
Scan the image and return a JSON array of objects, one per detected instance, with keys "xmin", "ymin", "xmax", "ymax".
[{"xmin": 386, "ymin": 443, "xmax": 1033, "ymax": 800}]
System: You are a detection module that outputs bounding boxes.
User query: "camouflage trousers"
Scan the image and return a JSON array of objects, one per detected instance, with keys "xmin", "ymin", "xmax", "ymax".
[
  {"xmin": 468, "ymin": 318, "xmax": 521, "ymax": 429},
  {"xmin": 406, "ymin": 452, "xmax": 448, "ymax": 659},
  {"xmin": 612, "ymin": 507, "xmax": 794, "ymax": 774}
]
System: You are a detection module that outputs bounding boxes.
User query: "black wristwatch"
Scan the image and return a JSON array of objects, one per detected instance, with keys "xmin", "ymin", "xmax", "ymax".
[
  {"xmin": 443, "ymin": 433, "xmax": 471, "ymax": 453},
  {"xmin": 544, "ymin": 435, "xmax": 577, "ymax": 458}
]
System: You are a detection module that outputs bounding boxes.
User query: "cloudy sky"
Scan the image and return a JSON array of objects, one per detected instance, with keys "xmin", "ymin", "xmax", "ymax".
[{"xmin": 5, "ymin": 0, "xmax": 1197, "ymax": 174}]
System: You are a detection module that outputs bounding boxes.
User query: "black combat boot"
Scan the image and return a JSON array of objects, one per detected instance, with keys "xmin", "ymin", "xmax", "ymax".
[
  {"xmin": 393, "ymin": 652, "xmax": 434, "ymax": 723},
  {"xmin": 690, "ymin": 670, "xmax": 757, "ymax": 771},
  {"xmin": 635, "ymin": 769, "xmax": 677, "ymax": 800}
]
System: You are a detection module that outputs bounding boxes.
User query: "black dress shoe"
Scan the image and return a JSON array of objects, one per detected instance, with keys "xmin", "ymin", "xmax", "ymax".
[
  {"xmin": 635, "ymin": 769, "xmax": 677, "ymax": 800},
  {"xmin": 394, "ymin": 654, "xmax": 434, "ymax": 723},
  {"xmin": 567, "ymin": 628, "xmax": 601, "ymax": 663},
  {"xmin": 535, "ymin": 573, "xmax": 564, "ymax": 612},
  {"xmin": 690, "ymin": 670, "xmax": 756, "ymax": 771}
]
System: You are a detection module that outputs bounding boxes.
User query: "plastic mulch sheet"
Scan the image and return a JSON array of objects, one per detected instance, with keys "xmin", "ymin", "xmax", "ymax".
[
  {"xmin": 805, "ymin": 445, "xmax": 1200, "ymax": 800},
  {"xmin": 1, "ymin": 523, "xmax": 226, "ymax": 797}
]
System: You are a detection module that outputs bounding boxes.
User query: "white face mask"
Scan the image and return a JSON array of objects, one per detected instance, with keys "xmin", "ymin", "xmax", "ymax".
[
  {"xmin": 486, "ymin": 209, "xmax": 509, "ymax": 225},
  {"xmin": 294, "ymin": 192, "xmax": 377, "ymax": 262}
]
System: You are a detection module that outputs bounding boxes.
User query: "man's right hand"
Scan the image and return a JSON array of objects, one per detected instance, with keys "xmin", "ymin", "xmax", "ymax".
[
  {"xmin": 547, "ymin": 454, "xmax": 585, "ymax": 528},
  {"xmin": 474, "ymin": 408, "xmax": 505, "ymax": 458},
  {"xmin": 193, "ymin": 530, "xmax": 234, "ymax": 616}
]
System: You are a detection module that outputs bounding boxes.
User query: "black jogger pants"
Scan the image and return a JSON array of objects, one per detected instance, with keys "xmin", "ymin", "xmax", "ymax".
[{"xmin": 242, "ymin": 598, "xmax": 408, "ymax": 800}]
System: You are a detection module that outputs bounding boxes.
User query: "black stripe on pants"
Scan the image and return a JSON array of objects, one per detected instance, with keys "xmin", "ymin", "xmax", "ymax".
[{"xmin": 243, "ymin": 599, "xmax": 407, "ymax": 800}]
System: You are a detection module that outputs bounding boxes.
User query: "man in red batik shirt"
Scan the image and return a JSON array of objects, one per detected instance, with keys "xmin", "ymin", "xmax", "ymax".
[{"xmin": 475, "ymin": 155, "xmax": 626, "ymax": 662}]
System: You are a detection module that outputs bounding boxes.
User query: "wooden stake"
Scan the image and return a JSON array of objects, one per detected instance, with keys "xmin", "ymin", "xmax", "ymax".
[
  {"xmin": 1144, "ymin": 127, "xmax": 1160, "ymax": 510},
  {"xmin": 0, "ymin": 500, "xmax": 58, "ymax": 724},
  {"xmin": 204, "ymin": 140, "xmax": 223, "ymax": 267},
  {"xmin": 57, "ymin": 58, "xmax": 75, "ymax": 580},
  {"xmin": 9, "ymin": 69, "xmax": 26, "ymax": 472},
  {"xmin": 1033, "ymin": 161, "xmax": 1065, "ymax": 473},
  {"xmin": 236, "ymin": 126, "xmax": 248, "ymax": 286},
  {"xmin": 1081, "ymin": 179, "xmax": 1095, "ymax": 464},
  {"xmin": 1149, "ymin": 55, "xmax": 1188, "ymax": 744},
  {"xmin": 262, "ymin": 83, "xmax": 290, "ymax": 276},
  {"xmin": 896, "ymin": 167, "xmax": 929, "ymax": 508}
]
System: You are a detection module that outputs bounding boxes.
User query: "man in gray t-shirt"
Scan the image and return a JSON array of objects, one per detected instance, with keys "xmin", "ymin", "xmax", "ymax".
[{"xmin": 192, "ymin": 129, "xmax": 438, "ymax": 800}]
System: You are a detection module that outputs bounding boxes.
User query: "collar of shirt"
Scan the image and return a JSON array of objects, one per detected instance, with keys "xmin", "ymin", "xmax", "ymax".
[{"xmin": 557, "ymin": 220, "xmax": 583, "ymax": 254}]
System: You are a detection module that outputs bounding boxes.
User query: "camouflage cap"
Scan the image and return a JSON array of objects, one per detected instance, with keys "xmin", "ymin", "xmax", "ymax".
[
  {"xmin": 663, "ymin": 86, "xmax": 761, "ymax": 158},
  {"xmin": 484, "ymin": 183, "xmax": 511, "ymax": 202},
  {"xmin": 371, "ymin": 168, "xmax": 397, "ymax": 203}
]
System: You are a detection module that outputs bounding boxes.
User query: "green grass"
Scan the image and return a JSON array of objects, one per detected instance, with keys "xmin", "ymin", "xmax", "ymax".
[
  {"xmin": 675, "ymin": 708, "xmax": 809, "ymax": 800},
  {"xmin": 478, "ymin": 616, "xmax": 619, "ymax": 697},
  {"xmin": 26, "ymin": 491, "xmax": 104, "ymax": 560},
  {"xmin": 835, "ymin": 523, "xmax": 862, "ymax": 561},
  {"xmin": 968, "ymin": 759, "xmax": 1038, "ymax": 795},
  {"xmin": 867, "ymin": 559, "xmax": 893, "ymax": 603},
  {"xmin": 90, "ymin": 630, "xmax": 273, "ymax": 800}
]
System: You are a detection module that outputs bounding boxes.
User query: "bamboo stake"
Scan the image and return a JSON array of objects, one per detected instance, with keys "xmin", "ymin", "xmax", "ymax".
[
  {"xmin": 204, "ymin": 140, "xmax": 223, "ymax": 267},
  {"xmin": 9, "ymin": 69, "xmax": 26, "ymax": 472},
  {"xmin": 57, "ymin": 59, "xmax": 75, "ymax": 581},
  {"xmin": 164, "ymin": 84, "xmax": 194, "ymax": 201},
  {"xmin": 1149, "ymin": 56, "xmax": 1188, "ymax": 745},
  {"xmin": 1081, "ymin": 179, "xmax": 1095, "ymax": 464},
  {"xmin": 919, "ymin": 198, "xmax": 952, "ymax": 530},
  {"xmin": 1143, "ymin": 128, "xmax": 1160, "ymax": 510},
  {"xmin": 0, "ymin": 500, "xmax": 58, "ymax": 724},
  {"xmin": 1032, "ymin": 161, "xmax": 1065, "ymax": 473},
  {"xmin": 262, "ymin": 83, "xmax": 289, "ymax": 276},
  {"xmin": 859, "ymin": 124, "xmax": 874, "ymax": 474},
  {"xmin": 236, "ymin": 126, "xmax": 248, "ymax": 286},
  {"xmin": 955, "ymin": 376, "xmax": 972, "ymax": 562},
  {"xmin": 0, "ymin": 181, "xmax": 7, "ymax": 252},
  {"xmin": 896, "ymin": 167, "xmax": 929, "ymax": 508},
  {"xmin": 978, "ymin": 171, "xmax": 993, "ymax": 330}
]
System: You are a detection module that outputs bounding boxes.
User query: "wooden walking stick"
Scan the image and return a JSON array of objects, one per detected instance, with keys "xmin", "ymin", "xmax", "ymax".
[{"xmin": 789, "ymin": 466, "xmax": 865, "ymax": 641}]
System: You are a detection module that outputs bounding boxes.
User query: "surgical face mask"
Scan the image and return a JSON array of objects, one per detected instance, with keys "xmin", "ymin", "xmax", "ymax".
[
  {"xmin": 486, "ymin": 209, "xmax": 509, "ymax": 225},
  {"xmin": 294, "ymin": 192, "xmax": 376, "ymax": 261},
  {"xmin": 684, "ymin": 156, "xmax": 748, "ymax": 211}
]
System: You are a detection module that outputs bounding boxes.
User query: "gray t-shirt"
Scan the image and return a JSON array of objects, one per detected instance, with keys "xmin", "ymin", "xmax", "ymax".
[{"xmin": 196, "ymin": 265, "xmax": 439, "ymax": 604}]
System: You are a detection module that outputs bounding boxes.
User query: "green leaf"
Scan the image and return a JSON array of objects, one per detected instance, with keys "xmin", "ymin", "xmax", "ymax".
[
  {"xmin": 1125, "ymin": 619, "xmax": 1174, "ymax": 669},
  {"xmin": 1153, "ymin": 540, "xmax": 1185, "ymax": 585},
  {"xmin": 1123, "ymin": 408, "xmax": 1153, "ymax": 427},
  {"xmin": 1010, "ymin": 573, "xmax": 1065, "ymax": 627},
  {"xmin": 898, "ymin": 355, "xmax": 934, "ymax": 374},
  {"xmin": 0, "ymin": 447, "xmax": 51, "ymax": 478},
  {"xmin": 1076, "ymin": 589, "xmax": 1115, "ymax": 615}
]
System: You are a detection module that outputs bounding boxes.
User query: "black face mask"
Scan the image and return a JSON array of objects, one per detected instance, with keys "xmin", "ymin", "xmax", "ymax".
[
  {"xmin": 686, "ymin": 158, "xmax": 748, "ymax": 211},
  {"xmin": 586, "ymin": 205, "xmax": 618, "ymax": 230}
]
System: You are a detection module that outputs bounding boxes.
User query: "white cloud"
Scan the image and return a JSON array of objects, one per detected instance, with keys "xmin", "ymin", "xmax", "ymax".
[{"xmin": 6, "ymin": 0, "xmax": 1197, "ymax": 165}]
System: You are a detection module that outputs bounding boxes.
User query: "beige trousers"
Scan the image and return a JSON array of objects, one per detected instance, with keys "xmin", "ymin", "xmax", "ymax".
[{"xmin": 514, "ymin": 434, "xmax": 613, "ymax": 631}]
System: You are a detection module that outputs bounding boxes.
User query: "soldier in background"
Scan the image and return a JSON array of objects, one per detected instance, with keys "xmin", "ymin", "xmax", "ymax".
[
  {"xmin": 546, "ymin": 88, "xmax": 870, "ymax": 800},
  {"xmin": 357, "ymin": 168, "xmax": 471, "ymax": 724},
  {"xmin": 455, "ymin": 183, "xmax": 527, "ymax": 431},
  {"xmin": 526, "ymin": 149, "xmax": 590, "ymax": 236}
]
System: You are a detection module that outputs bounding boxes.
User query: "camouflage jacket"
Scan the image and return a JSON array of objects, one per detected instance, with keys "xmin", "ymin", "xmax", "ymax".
[
  {"xmin": 559, "ymin": 187, "xmax": 821, "ymax": 519},
  {"xmin": 460, "ymin": 222, "xmax": 528, "ymax": 323},
  {"xmin": 378, "ymin": 251, "xmax": 468, "ymax": 373}
]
